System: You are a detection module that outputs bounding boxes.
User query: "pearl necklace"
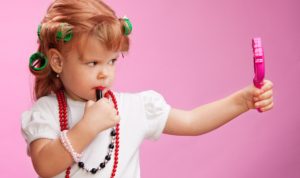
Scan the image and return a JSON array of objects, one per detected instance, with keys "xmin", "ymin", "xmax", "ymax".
[{"xmin": 56, "ymin": 90, "xmax": 120, "ymax": 178}]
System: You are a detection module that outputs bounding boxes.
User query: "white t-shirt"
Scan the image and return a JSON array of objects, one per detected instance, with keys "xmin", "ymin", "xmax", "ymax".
[{"xmin": 21, "ymin": 90, "xmax": 171, "ymax": 178}]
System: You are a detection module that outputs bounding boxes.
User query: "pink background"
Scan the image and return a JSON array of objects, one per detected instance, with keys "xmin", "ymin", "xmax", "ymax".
[{"xmin": 1, "ymin": 0, "xmax": 299, "ymax": 177}]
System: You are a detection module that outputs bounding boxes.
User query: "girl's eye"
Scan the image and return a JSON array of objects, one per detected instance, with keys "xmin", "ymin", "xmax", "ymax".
[
  {"xmin": 87, "ymin": 61, "xmax": 97, "ymax": 67},
  {"xmin": 108, "ymin": 59, "xmax": 117, "ymax": 65}
]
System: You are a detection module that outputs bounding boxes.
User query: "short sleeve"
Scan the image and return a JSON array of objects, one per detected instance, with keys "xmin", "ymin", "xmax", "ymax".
[
  {"xmin": 139, "ymin": 90, "xmax": 171, "ymax": 140},
  {"xmin": 21, "ymin": 96, "xmax": 60, "ymax": 147}
]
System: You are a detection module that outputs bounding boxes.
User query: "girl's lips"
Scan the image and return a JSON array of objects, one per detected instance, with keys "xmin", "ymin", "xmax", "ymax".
[
  {"xmin": 96, "ymin": 86, "xmax": 108, "ymax": 94},
  {"xmin": 96, "ymin": 86, "xmax": 106, "ymax": 90}
]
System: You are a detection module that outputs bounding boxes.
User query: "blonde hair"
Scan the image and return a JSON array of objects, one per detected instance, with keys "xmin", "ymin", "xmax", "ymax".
[{"xmin": 30, "ymin": 0, "xmax": 130, "ymax": 100}]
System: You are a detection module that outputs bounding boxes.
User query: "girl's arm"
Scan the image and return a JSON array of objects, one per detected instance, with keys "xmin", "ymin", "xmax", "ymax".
[
  {"xmin": 163, "ymin": 80, "xmax": 273, "ymax": 136},
  {"xmin": 30, "ymin": 99, "xmax": 120, "ymax": 178},
  {"xmin": 30, "ymin": 118, "xmax": 98, "ymax": 177}
]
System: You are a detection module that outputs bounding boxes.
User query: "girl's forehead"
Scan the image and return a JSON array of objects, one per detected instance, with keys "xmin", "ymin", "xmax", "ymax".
[
  {"xmin": 75, "ymin": 40, "xmax": 119, "ymax": 60},
  {"xmin": 66, "ymin": 33, "xmax": 120, "ymax": 61}
]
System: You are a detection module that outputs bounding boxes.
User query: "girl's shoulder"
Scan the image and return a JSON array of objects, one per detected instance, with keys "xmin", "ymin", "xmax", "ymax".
[
  {"xmin": 118, "ymin": 90, "xmax": 170, "ymax": 111},
  {"xmin": 31, "ymin": 94, "xmax": 58, "ymax": 112},
  {"xmin": 118, "ymin": 90, "xmax": 165, "ymax": 103},
  {"xmin": 118, "ymin": 90, "xmax": 163, "ymax": 99},
  {"xmin": 21, "ymin": 94, "xmax": 61, "ymax": 145}
]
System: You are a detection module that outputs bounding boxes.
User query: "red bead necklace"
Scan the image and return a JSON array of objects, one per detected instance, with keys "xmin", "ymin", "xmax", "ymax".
[{"xmin": 56, "ymin": 90, "xmax": 120, "ymax": 178}]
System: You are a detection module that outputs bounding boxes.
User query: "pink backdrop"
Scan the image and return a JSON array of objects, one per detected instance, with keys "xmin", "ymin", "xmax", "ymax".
[{"xmin": 1, "ymin": 0, "xmax": 299, "ymax": 177}]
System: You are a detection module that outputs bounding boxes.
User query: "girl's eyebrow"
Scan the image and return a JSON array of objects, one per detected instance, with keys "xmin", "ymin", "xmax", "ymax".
[
  {"xmin": 81, "ymin": 54, "xmax": 120, "ymax": 62},
  {"xmin": 104, "ymin": 54, "xmax": 120, "ymax": 61}
]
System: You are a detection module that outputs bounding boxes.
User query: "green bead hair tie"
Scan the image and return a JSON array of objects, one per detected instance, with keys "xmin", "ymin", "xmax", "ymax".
[
  {"xmin": 123, "ymin": 16, "xmax": 132, "ymax": 36},
  {"xmin": 29, "ymin": 52, "xmax": 48, "ymax": 71}
]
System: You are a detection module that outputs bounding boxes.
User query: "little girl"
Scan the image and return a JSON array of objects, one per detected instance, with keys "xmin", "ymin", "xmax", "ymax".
[{"xmin": 21, "ymin": 0, "xmax": 274, "ymax": 178}]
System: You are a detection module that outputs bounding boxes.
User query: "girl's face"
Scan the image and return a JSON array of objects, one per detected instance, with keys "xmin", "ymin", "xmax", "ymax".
[{"xmin": 60, "ymin": 35, "xmax": 119, "ymax": 101}]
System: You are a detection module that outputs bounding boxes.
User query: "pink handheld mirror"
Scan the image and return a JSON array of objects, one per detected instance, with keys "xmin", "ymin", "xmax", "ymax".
[
  {"xmin": 252, "ymin": 37, "xmax": 265, "ymax": 112},
  {"xmin": 252, "ymin": 37, "xmax": 265, "ymax": 88}
]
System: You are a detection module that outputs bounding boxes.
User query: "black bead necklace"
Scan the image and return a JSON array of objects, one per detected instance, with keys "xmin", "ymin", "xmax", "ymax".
[{"xmin": 77, "ymin": 128, "xmax": 117, "ymax": 174}]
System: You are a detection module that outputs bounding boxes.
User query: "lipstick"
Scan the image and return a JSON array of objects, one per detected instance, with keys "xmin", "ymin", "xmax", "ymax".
[{"xmin": 96, "ymin": 86, "xmax": 105, "ymax": 100}]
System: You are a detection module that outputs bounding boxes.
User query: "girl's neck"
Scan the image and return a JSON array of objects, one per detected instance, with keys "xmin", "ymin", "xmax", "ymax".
[{"xmin": 63, "ymin": 89, "xmax": 88, "ymax": 102}]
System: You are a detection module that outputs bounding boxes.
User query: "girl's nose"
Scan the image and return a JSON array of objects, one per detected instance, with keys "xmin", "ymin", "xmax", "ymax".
[{"xmin": 97, "ymin": 67, "xmax": 108, "ymax": 80}]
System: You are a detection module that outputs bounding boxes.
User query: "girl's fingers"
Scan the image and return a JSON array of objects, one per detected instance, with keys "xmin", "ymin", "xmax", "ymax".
[
  {"xmin": 255, "ymin": 97, "xmax": 273, "ymax": 108},
  {"xmin": 252, "ymin": 79, "xmax": 274, "ymax": 111},
  {"xmin": 262, "ymin": 80, "xmax": 273, "ymax": 91},
  {"xmin": 259, "ymin": 102, "xmax": 274, "ymax": 112},
  {"xmin": 254, "ymin": 90, "xmax": 273, "ymax": 101}
]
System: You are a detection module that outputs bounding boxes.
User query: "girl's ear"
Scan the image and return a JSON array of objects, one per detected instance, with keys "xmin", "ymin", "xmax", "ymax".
[{"xmin": 48, "ymin": 49, "xmax": 64, "ymax": 74}]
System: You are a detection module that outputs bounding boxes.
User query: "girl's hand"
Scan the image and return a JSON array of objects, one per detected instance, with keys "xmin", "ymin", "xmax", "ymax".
[
  {"xmin": 82, "ymin": 98, "xmax": 120, "ymax": 133},
  {"xmin": 242, "ymin": 80, "xmax": 274, "ymax": 112}
]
